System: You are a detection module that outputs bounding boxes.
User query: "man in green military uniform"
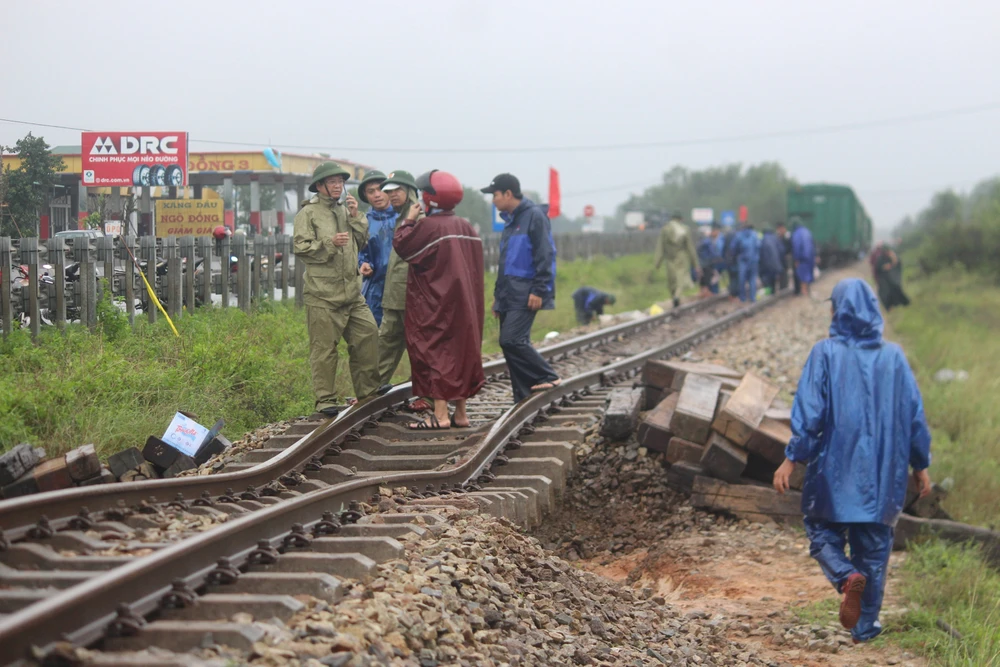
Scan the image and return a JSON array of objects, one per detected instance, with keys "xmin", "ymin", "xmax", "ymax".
[
  {"xmin": 376, "ymin": 170, "xmax": 425, "ymax": 386},
  {"xmin": 294, "ymin": 162, "xmax": 382, "ymax": 418},
  {"xmin": 653, "ymin": 210, "xmax": 700, "ymax": 308}
]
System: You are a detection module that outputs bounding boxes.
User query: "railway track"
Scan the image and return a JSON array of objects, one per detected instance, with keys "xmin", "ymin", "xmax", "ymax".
[{"xmin": 0, "ymin": 293, "xmax": 787, "ymax": 665}]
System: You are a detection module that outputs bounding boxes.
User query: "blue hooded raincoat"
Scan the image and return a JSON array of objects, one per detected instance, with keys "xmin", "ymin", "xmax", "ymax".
[
  {"xmin": 357, "ymin": 206, "xmax": 399, "ymax": 325},
  {"xmin": 786, "ymin": 279, "xmax": 932, "ymax": 526}
]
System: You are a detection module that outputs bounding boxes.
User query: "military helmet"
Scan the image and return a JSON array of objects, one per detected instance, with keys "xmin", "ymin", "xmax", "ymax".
[
  {"xmin": 380, "ymin": 170, "xmax": 418, "ymax": 192},
  {"xmin": 357, "ymin": 169, "xmax": 387, "ymax": 204},
  {"xmin": 309, "ymin": 161, "xmax": 352, "ymax": 193}
]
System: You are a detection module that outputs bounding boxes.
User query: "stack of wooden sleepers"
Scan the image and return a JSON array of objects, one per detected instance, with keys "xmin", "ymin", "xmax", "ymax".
[{"xmin": 636, "ymin": 358, "xmax": 806, "ymax": 524}]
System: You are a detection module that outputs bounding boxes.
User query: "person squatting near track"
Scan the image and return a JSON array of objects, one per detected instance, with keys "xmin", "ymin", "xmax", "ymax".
[
  {"xmin": 572, "ymin": 286, "xmax": 616, "ymax": 325},
  {"xmin": 791, "ymin": 217, "xmax": 817, "ymax": 297},
  {"xmin": 356, "ymin": 170, "xmax": 396, "ymax": 327},
  {"xmin": 730, "ymin": 217, "xmax": 760, "ymax": 302},
  {"xmin": 393, "ymin": 170, "xmax": 486, "ymax": 430},
  {"xmin": 653, "ymin": 210, "xmax": 700, "ymax": 308},
  {"xmin": 293, "ymin": 162, "xmax": 385, "ymax": 418},
  {"xmin": 482, "ymin": 173, "xmax": 561, "ymax": 403},
  {"xmin": 774, "ymin": 278, "xmax": 932, "ymax": 643}
]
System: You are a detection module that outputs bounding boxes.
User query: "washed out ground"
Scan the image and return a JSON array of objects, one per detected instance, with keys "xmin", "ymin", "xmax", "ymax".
[{"xmin": 535, "ymin": 265, "xmax": 927, "ymax": 667}]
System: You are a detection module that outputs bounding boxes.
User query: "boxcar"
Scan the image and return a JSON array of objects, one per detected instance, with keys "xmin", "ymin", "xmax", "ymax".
[{"xmin": 786, "ymin": 184, "xmax": 873, "ymax": 265}]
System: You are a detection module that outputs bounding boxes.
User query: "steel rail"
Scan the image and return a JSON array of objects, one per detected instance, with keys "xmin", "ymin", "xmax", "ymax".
[
  {"xmin": 0, "ymin": 292, "xmax": 784, "ymax": 664},
  {"xmin": 0, "ymin": 296, "xmax": 726, "ymax": 534}
]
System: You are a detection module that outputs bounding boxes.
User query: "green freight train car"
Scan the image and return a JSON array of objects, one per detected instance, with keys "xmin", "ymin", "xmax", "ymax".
[{"xmin": 786, "ymin": 184, "xmax": 873, "ymax": 265}]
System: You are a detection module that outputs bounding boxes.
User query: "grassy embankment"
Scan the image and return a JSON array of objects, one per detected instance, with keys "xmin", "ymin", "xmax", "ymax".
[
  {"xmin": 879, "ymin": 270, "xmax": 1000, "ymax": 665},
  {"xmin": 1, "ymin": 253, "xmax": 676, "ymax": 458}
]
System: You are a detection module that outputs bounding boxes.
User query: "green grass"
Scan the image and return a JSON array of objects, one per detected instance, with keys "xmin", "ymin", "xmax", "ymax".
[
  {"xmin": 884, "ymin": 270, "xmax": 1000, "ymax": 529},
  {"xmin": 890, "ymin": 540, "xmax": 1000, "ymax": 666},
  {"xmin": 1, "ymin": 253, "xmax": 675, "ymax": 458},
  {"xmin": 878, "ymin": 267, "xmax": 1000, "ymax": 665}
]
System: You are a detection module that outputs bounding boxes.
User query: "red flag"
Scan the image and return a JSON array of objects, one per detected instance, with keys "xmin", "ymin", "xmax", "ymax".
[{"xmin": 547, "ymin": 167, "xmax": 561, "ymax": 219}]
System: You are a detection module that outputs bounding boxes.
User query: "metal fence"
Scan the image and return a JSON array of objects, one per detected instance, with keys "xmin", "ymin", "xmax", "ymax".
[{"xmin": 1, "ymin": 231, "xmax": 656, "ymax": 338}]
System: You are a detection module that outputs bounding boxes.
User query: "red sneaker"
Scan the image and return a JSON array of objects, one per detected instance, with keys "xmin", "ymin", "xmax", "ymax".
[{"xmin": 839, "ymin": 573, "xmax": 867, "ymax": 630}]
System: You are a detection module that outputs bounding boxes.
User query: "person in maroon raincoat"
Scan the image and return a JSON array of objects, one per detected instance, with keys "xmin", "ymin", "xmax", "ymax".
[{"xmin": 393, "ymin": 170, "xmax": 486, "ymax": 430}]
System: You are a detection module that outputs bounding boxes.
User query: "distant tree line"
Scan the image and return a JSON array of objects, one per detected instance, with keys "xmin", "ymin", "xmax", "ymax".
[
  {"xmin": 617, "ymin": 162, "xmax": 796, "ymax": 228},
  {"xmin": 893, "ymin": 177, "xmax": 1000, "ymax": 276}
]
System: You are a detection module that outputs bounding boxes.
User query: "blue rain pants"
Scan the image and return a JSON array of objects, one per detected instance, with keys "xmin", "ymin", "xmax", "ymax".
[
  {"xmin": 803, "ymin": 518, "xmax": 894, "ymax": 642},
  {"xmin": 738, "ymin": 261, "xmax": 758, "ymax": 303}
]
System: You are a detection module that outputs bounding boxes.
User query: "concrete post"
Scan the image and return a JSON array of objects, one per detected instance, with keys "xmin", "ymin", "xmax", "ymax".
[
  {"xmin": 264, "ymin": 235, "xmax": 276, "ymax": 297},
  {"xmin": 97, "ymin": 235, "xmax": 115, "ymax": 303},
  {"xmin": 140, "ymin": 236, "xmax": 158, "ymax": 324},
  {"xmin": 274, "ymin": 176, "xmax": 285, "ymax": 236},
  {"xmin": 233, "ymin": 234, "xmax": 249, "ymax": 312},
  {"xmin": 1, "ymin": 237, "xmax": 13, "ymax": 337},
  {"xmin": 109, "ymin": 187, "xmax": 122, "ymax": 235},
  {"xmin": 196, "ymin": 236, "xmax": 213, "ymax": 309},
  {"xmin": 20, "ymin": 239, "xmax": 40, "ymax": 338},
  {"xmin": 47, "ymin": 237, "xmax": 66, "ymax": 329},
  {"xmin": 164, "ymin": 236, "xmax": 182, "ymax": 319},
  {"xmin": 250, "ymin": 236, "xmax": 262, "ymax": 305},
  {"xmin": 124, "ymin": 235, "xmax": 136, "ymax": 325},
  {"xmin": 76, "ymin": 237, "xmax": 97, "ymax": 330},
  {"xmin": 279, "ymin": 234, "xmax": 290, "ymax": 301},
  {"xmin": 220, "ymin": 236, "xmax": 231, "ymax": 308},
  {"xmin": 180, "ymin": 236, "xmax": 196, "ymax": 311}
]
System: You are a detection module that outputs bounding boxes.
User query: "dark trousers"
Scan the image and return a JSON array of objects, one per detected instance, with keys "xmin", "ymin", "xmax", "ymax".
[
  {"xmin": 499, "ymin": 309, "xmax": 558, "ymax": 403},
  {"xmin": 727, "ymin": 268, "xmax": 740, "ymax": 297}
]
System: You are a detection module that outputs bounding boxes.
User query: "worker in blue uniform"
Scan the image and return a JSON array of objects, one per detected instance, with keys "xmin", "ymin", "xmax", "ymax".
[
  {"xmin": 758, "ymin": 226, "xmax": 784, "ymax": 294},
  {"xmin": 572, "ymin": 287, "xmax": 616, "ymax": 325},
  {"xmin": 696, "ymin": 223, "xmax": 725, "ymax": 296},
  {"xmin": 774, "ymin": 278, "xmax": 932, "ymax": 643},
  {"xmin": 730, "ymin": 219, "xmax": 760, "ymax": 302}
]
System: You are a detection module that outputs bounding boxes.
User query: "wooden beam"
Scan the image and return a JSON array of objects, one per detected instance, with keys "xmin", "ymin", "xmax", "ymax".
[
  {"xmin": 712, "ymin": 372, "xmax": 780, "ymax": 446},
  {"xmin": 700, "ymin": 432, "xmax": 748, "ymax": 483},
  {"xmin": 637, "ymin": 392, "xmax": 678, "ymax": 452},
  {"xmin": 670, "ymin": 374, "xmax": 723, "ymax": 444},
  {"xmin": 745, "ymin": 417, "xmax": 792, "ymax": 466},
  {"xmin": 691, "ymin": 475, "xmax": 802, "ymax": 522}
]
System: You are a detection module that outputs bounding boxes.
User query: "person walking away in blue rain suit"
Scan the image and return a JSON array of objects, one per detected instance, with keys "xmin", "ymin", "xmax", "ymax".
[
  {"xmin": 791, "ymin": 217, "xmax": 817, "ymax": 297},
  {"xmin": 696, "ymin": 223, "xmax": 725, "ymax": 297},
  {"xmin": 758, "ymin": 226, "xmax": 784, "ymax": 295},
  {"xmin": 774, "ymin": 279, "xmax": 932, "ymax": 643},
  {"xmin": 481, "ymin": 173, "xmax": 561, "ymax": 402},
  {"xmin": 730, "ymin": 219, "xmax": 760, "ymax": 302},
  {"xmin": 722, "ymin": 223, "xmax": 740, "ymax": 299},
  {"xmin": 356, "ymin": 170, "xmax": 397, "ymax": 326},
  {"xmin": 572, "ymin": 286, "xmax": 616, "ymax": 325}
]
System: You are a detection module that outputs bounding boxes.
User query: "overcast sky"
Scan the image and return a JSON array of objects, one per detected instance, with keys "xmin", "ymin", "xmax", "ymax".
[{"xmin": 3, "ymin": 0, "xmax": 999, "ymax": 231}]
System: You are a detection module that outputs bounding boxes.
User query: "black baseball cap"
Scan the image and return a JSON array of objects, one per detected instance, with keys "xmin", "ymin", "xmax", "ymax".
[{"xmin": 480, "ymin": 173, "xmax": 521, "ymax": 196}]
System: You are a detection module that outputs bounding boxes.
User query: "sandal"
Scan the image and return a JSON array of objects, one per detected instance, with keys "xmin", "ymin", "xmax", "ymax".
[
  {"xmin": 530, "ymin": 379, "xmax": 562, "ymax": 392},
  {"xmin": 408, "ymin": 415, "xmax": 451, "ymax": 430}
]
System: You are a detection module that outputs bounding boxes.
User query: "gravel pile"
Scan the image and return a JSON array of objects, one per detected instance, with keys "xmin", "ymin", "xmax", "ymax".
[{"xmin": 224, "ymin": 503, "xmax": 773, "ymax": 667}]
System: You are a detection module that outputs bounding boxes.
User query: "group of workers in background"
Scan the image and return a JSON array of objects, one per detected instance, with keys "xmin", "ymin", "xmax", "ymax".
[
  {"xmin": 651, "ymin": 211, "xmax": 819, "ymax": 306},
  {"xmin": 294, "ymin": 164, "xmax": 560, "ymax": 427}
]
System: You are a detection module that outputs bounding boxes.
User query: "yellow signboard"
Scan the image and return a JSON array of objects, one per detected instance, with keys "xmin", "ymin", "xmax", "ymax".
[{"xmin": 154, "ymin": 199, "xmax": 224, "ymax": 237}]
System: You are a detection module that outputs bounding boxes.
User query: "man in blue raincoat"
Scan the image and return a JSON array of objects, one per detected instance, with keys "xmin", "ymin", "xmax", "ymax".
[
  {"xmin": 774, "ymin": 278, "xmax": 932, "ymax": 643},
  {"xmin": 729, "ymin": 219, "xmax": 760, "ymax": 302},
  {"xmin": 791, "ymin": 218, "xmax": 817, "ymax": 297},
  {"xmin": 356, "ymin": 170, "xmax": 397, "ymax": 326},
  {"xmin": 758, "ymin": 226, "xmax": 784, "ymax": 294}
]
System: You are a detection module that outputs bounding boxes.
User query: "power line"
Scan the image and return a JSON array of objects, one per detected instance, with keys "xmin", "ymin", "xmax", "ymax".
[{"xmin": 2, "ymin": 101, "xmax": 1000, "ymax": 155}]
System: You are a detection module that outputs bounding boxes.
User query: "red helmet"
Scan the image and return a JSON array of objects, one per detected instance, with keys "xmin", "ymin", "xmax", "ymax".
[
  {"xmin": 416, "ymin": 170, "xmax": 464, "ymax": 210},
  {"xmin": 213, "ymin": 225, "xmax": 227, "ymax": 240}
]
